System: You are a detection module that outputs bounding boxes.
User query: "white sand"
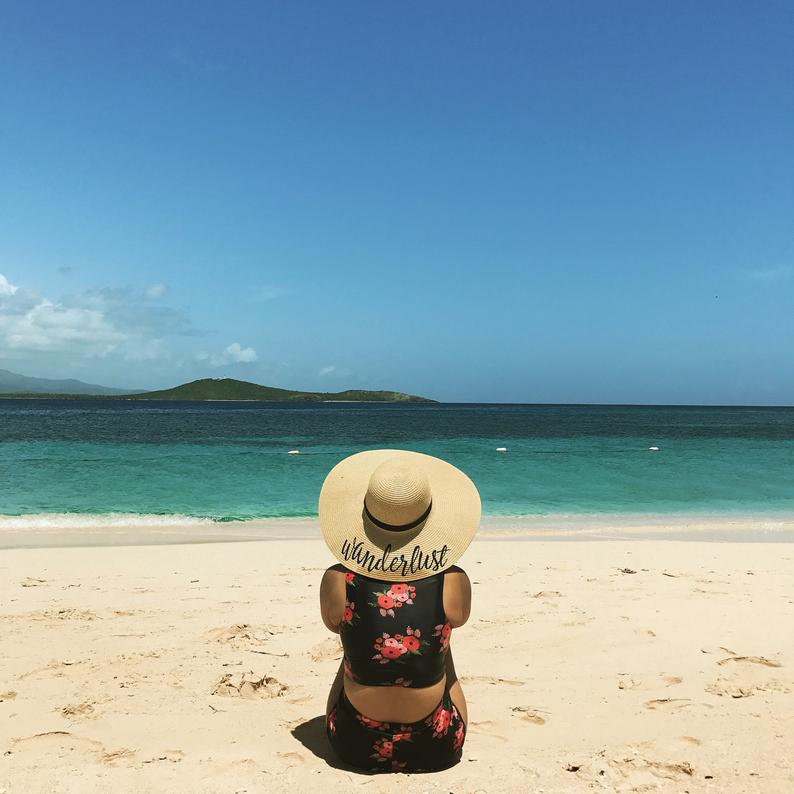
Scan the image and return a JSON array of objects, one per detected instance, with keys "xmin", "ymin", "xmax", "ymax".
[{"xmin": 1, "ymin": 532, "xmax": 793, "ymax": 793}]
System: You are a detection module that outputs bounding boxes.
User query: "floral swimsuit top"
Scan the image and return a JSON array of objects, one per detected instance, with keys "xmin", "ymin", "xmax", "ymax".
[{"xmin": 339, "ymin": 567, "xmax": 452, "ymax": 688}]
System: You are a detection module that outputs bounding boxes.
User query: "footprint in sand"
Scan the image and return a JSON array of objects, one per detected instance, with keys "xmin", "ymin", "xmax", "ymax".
[
  {"xmin": 20, "ymin": 577, "xmax": 47, "ymax": 588},
  {"xmin": 12, "ymin": 731, "xmax": 103, "ymax": 756},
  {"xmin": 101, "ymin": 748, "xmax": 137, "ymax": 767},
  {"xmin": 277, "ymin": 750, "xmax": 305, "ymax": 767},
  {"xmin": 0, "ymin": 691, "xmax": 16, "ymax": 702},
  {"xmin": 531, "ymin": 590, "xmax": 563, "ymax": 598},
  {"xmin": 60, "ymin": 701, "xmax": 97, "ymax": 720},
  {"xmin": 467, "ymin": 720, "xmax": 508, "ymax": 741},
  {"xmin": 19, "ymin": 659, "xmax": 81, "ymax": 680},
  {"xmin": 618, "ymin": 673, "xmax": 683, "ymax": 690},
  {"xmin": 38, "ymin": 608, "xmax": 99, "ymax": 621},
  {"xmin": 717, "ymin": 655, "xmax": 781, "ymax": 668},
  {"xmin": 511, "ymin": 705, "xmax": 548, "ymax": 725},
  {"xmin": 212, "ymin": 671, "xmax": 288, "ymax": 699},
  {"xmin": 607, "ymin": 755, "xmax": 695, "ymax": 781},
  {"xmin": 644, "ymin": 698, "xmax": 694, "ymax": 710},
  {"xmin": 309, "ymin": 637, "xmax": 343, "ymax": 662},
  {"xmin": 206, "ymin": 623, "xmax": 278, "ymax": 649},
  {"xmin": 705, "ymin": 652, "xmax": 789, "ymax": 698}
]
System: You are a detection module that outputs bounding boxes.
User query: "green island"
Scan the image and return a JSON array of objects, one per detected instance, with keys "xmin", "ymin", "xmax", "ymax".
[{"xmin": 0, "ymin": 378, "xmax": 435, "ymax": 403}]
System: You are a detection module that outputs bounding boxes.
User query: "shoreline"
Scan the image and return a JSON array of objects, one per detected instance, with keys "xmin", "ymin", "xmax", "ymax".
[{"xmin": 1, "ymin": 510, "xmax": 793, "ymax": 549}]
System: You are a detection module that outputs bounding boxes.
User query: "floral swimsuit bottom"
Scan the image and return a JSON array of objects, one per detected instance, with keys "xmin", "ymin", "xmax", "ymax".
[
  {"xmin": 327, "ymin": 679, "xmax": 466, "ymax": 773},
  {"xmin": 325, "ymin": 566, "xmax": 466, "ymax": 772}
]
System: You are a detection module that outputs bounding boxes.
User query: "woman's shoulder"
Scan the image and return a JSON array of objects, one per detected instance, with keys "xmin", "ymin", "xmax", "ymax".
[{"xmin": 443, "ymin": 564, "xmax": 469, "ymax": 586}]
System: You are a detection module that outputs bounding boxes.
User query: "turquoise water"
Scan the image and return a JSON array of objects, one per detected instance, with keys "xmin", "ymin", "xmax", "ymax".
[{"xmin": 0, "ymin": 400, "xmax": 793, "ymax": 524}]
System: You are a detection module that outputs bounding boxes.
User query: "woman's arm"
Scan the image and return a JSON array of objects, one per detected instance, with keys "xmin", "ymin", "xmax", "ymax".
[
  {"xmin": 443, "ymin": 568, "xmax": 472, "ymax": 628},
  {"xmin": 319, "ymin": 568, "xmax": 345, "ymax": 633}
]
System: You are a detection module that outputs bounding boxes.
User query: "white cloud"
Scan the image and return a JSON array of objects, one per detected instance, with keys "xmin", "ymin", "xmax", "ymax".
[
  {"xmin": 0, "ymin": 290, "xmax": 124, "ymax": 356},
  {"xmin": 196, "ymin": 342, "xmax": 258, "ymax": 367},
  {"xmin": 0, "ymin": 274, "xmax": 188, "ymax": 361},
  {"xmin": 319, "ymin": 365, "xmax": 336, "ymax": 376},
  {"xmin": 0, "ymin": 273, "xmax": 18, "ymax": 296},
  {"xmin": 144, "ymin": 283, "xmax": 168, "ymax": 300},
  {"xmin": 224, "ymin": 342, "xmax": 257, "ymax": 363}
]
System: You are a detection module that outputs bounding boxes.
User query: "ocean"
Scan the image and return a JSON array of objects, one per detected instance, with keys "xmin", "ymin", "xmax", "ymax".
[{"xmin": 0, "ymin": 399, "xmax": 793, "ymax": 529}]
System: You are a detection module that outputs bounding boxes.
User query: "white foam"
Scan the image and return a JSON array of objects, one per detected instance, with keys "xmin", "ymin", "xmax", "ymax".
[{"xmin": 0, "ymin": 513, "xmax": 215, "ymax": 531}]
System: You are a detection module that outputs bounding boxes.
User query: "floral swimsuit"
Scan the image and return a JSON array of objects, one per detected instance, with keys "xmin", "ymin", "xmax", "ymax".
[{"xmin": 326, "ymin": 566, "xmax": 466, "ymax": 772}]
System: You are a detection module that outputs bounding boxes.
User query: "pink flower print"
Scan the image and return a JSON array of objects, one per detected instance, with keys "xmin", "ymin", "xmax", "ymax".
[
  {"xmin": 370, "ymin": 738, "xmax": 394, "ymax": 762},
  {"xmin": 393, "ymin": 677, "xmax": 413, "ymax": 687},
  {"xmin": 327, "ymin": 707, "xmax": 337, "ymax": 736},
  {"xmin": 344, "ymin": 571, "xmax": 355, "ymax": 584},
  {"xmin": 373, "ymin": 632, "xmax": 406, "ymax": 663},
  {"xmin": 433, "ymin": 622, "xmax": 451, "ymax": 652},
  {"xmin": 373, "ymin": 591, "xmax": 396, "ymax": 617},
  {"xmin": 431, "ymin": 705, "xmax": 452, "ymax": 738},
  {"xmin": 381, "ymin": 644, "xmax": 404, "ymax": 660},
  {"xmin": 386, "ymin": 583, "xmax": 416, "ymax": 605},
  {"xmin": 373, "ymin": 584, "xmax": 415, "ymax": 616},
  {"xmin": 342, "ymin": 599, "xmax": 355, "ymax": 623},
  {"xmin": 452, "ymin": 720, "xmax": 465, "ymax": 751},
  {"xmin": 373, "ymin": 631, "xmax": 419, "ymax": 663},
  {"xmin": 392, "ymin": 731, "xmax": 412, "ymax": 743}
]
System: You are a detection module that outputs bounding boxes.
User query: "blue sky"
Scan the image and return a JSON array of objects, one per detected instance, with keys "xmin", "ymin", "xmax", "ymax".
[{"xmin": 1, "ymin": 2, "xmax": 792, "ymax": 403}]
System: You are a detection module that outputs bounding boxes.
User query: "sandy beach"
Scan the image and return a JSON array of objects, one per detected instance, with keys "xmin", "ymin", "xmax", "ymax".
[{"xmin": 1, "ymin": 529, "xmax": 793, "ymax": 793}]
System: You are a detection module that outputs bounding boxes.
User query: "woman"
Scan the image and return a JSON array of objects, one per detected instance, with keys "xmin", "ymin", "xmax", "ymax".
[{"xmin": 317, "ymin": 449, "xmax": 480, "ymax": 772}]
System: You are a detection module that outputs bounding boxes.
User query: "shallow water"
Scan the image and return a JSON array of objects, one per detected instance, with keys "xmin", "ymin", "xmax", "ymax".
[{"xmin": 1, "ymin": 400, "xmax": 792, "ymax": 524}]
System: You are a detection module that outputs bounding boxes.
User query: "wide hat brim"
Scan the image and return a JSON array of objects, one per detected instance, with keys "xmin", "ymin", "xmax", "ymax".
[{"xmin": 318, "ymin": 449, "xmax": 481, "ymax": 582}]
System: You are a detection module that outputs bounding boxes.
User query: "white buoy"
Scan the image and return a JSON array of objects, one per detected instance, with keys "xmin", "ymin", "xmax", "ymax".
[
  {"xmin": 648, "ymin": 446, "xmax": 659, "ymax": 451},
  {"xmin": 288, "ymin": 450, "xmax": 301, "ymax": 455},
  {"xmin": 496, "ymin": 447, "xmax": 507, "ymax": 452}
]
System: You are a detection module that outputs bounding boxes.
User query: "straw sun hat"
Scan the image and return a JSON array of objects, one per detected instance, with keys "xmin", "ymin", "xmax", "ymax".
[{"xmin": 318, "ymin": 450, "xmax": 481, "ymax": 582}]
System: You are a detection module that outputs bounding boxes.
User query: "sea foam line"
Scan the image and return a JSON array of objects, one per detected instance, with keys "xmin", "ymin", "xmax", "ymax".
[{"xmin": 0, "ymin": 512, "xmax": 216, "ymax": 530}]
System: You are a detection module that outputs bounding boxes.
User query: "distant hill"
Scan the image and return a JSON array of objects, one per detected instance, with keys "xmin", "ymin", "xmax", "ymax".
[
  {"xmin": 0, "ymin": 375, "xmax": 434, "ymax": 403},
  {"xmin": 0, "ymin": 368, "xmax": 136, "ymax": 395},
  {"xmin": 127, "ymin": 378, "xmax": 434, "ymax": 403}
]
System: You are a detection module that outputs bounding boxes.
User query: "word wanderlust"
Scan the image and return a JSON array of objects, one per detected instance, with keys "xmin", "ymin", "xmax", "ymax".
[{"xmin": 340, "ymin": 536, "xmax": 450, "ymax": 577}]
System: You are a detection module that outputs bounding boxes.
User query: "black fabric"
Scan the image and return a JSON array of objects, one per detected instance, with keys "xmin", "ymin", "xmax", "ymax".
[
  {"xmin": 339, "ymin": 568, "xmax": 451, "ymax": 688},
  {"xmin": 363, "ymin": 499, "xmax": 433, "ymax": 531},
  {"xmin": 326, "ymin": 682, "xmax": 466, "ymax": 772}
]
